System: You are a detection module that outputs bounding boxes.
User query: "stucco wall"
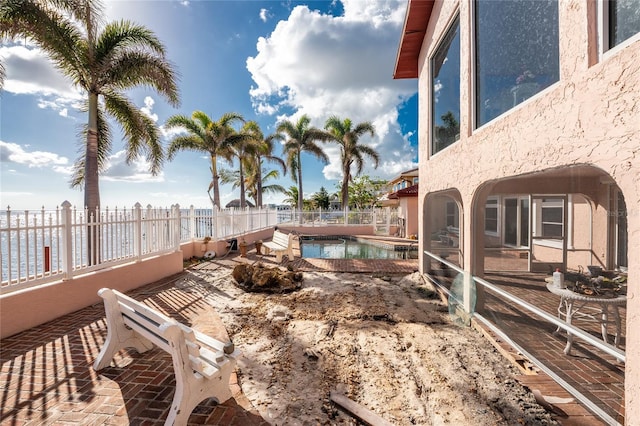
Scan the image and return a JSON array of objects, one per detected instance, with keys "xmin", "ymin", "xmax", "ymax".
[
  {"xmin": 416, "ymin": 0, "xmax": 639, "ymax": 420},
  {"xmin": 0, "ymin": 252, "xmax": 184, "ymax": 339}
]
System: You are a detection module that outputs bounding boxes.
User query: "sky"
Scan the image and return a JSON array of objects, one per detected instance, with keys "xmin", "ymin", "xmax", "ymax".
[{"xmin": 0, "ymin": 0, "xmax": 418, "ymax": 210}]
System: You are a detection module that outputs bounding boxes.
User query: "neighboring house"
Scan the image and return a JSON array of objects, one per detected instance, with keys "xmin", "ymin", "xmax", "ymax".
[
  {"xmin": 381, "ymin": 168, "xmax": 420, "ymax": 238},
  {"xmin": 389, "ymin": 167, "xmax": 419, "ymax": 193},
  {"xmin": 395, "ymin": 0, "xmax": 638, "ymax": 421},
  {"xmin": 329, "ymin": 194, "xmax": 341, "ymax": 210}
]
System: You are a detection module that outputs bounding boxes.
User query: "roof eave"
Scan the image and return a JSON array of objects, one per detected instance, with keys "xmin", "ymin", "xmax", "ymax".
[{"xmin": 393, "ymin": 0, "xmax": 434, "ymax": 80}]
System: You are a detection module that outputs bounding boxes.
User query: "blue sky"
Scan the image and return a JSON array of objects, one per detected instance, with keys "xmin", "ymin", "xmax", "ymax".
[{"xmin": 1, "ymin": 0, "xmax": 418, "ymax": 210}]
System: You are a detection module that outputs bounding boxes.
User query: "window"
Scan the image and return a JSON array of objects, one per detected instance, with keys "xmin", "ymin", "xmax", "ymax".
[
  {"xmin": 475, "ymin": 0, "xmax": 559, "ymax": 127},
  {"xmin": 431, "ymin": 16, "xmax": 460, "ymax": 154},
  {"xmin": 504, "ymin": 197, "xmax": 530, "ymax": 247},
  {"xmin": 608, "ymin": 0, "xmax": 640, "ymax": 48},
  {"xmin": 540, "ymin": 198, "xmax": 563, "ymax": 238},
  {"xmin": 446, "ymin": 201, "xmax": 459, "ymax": 228},
  {"xmin": 616, "ymin": 191, "xmax": 628, "ymax": 269},
  {"xmin": 485, "ymin": 198, "xmax": 498, "ymax": 234}
]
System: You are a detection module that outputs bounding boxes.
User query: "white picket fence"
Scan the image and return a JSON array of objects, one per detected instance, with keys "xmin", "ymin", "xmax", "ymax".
[{"xmin": 1, "ymin": 202, "xmax": 398, "ymax": 294}]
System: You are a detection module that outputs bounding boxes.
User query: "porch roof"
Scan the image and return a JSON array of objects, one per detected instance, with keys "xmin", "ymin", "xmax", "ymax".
[{"xmin": 389, "ymin": 183, "xmax": 419, "ymax": 199}]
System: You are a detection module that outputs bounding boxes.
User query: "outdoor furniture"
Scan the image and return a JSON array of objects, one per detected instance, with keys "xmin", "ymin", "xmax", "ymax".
[
  {"xmin": 546, "ymin": 283, "xmax": 626, "ymax": 355},
  {"xmin": 262, "ymin": 229, "xmax": 295, "ymax": 262},
  {"xmin": 93, "ymin": 288, "xmax": 240, "ymax": 426}
]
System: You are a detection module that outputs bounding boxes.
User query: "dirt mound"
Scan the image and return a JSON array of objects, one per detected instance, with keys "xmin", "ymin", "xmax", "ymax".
[
  {"xmin": 232, "ymin": 263, "xmax": 303, "ymax": 293},
  {"xmin": 186, "ymin": 267, "xmax": 558, "ymax": 425}
]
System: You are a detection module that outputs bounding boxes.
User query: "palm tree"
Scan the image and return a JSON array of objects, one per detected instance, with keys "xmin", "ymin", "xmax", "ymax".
[
  {"xmin": 242, "ymin": 121, "xmax": 286, "ymax": 208},
  {"xmin": 282, "ymin": 186, "xmax": 299, "ymax": 209},
  {"xmin": 220, "ymin": 121, "xmax": 258, "ymax": 209},
  {"xmin": 220, "ymin": 166, "xmax": 286, "ymax": 207},
  {"xmin": 324, "ymin": 116, "xmax": 378, "ymax": 210},
  {"xmin": 1, "ymin": 0, "xmax": 180, "ymax": 216},
  {"xmin": 164, "ymin": 111, "xmax": 244, "ymax": 209},
  {"xmin": 276, "ymin": 115, "xmax": 332, "ymax": 212}
]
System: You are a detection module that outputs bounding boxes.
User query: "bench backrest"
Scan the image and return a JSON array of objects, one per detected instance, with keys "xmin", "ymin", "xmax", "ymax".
[
  {"xmin": 273, "ymin": 230, "xmax": 292, "ymax": 248},
  {"xmin": 99, "ymin": 288, "xmax": 232, "ymax": 379}
]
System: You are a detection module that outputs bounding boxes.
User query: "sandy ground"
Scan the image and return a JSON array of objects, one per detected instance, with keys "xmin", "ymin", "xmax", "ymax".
[{"xmin": 181, "ymin": 264, "xmax": 559, "ymax": 426}]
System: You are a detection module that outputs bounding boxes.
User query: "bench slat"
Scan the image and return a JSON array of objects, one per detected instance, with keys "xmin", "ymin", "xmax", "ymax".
[
  {"xmin": 121, "ymin": 309, "xmax": 173, "ymax": 353},
  {"xmin": 94, "ymin": 287, "xmax": 240, "ymax": 426}
]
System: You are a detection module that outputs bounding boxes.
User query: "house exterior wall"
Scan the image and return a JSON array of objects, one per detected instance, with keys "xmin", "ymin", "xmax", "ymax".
[
  {"xmin": 413, "ymin": 0, "xmax": 639, "ymax": 419},
  {"xmin": 400, "ymin": 196, "xmax": 419, "ymax": 237}
]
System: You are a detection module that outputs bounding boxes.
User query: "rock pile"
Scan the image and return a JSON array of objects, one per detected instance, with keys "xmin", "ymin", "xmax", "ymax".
[{"xmin": 232, "ymin": 263, "xmax": 303, "ymax": 293}]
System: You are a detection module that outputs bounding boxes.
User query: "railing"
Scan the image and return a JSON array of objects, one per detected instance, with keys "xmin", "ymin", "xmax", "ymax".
[
  {"xmin": 1, "ymin": 203, "xmax": 398, "ymax": 294},
  {"xmin": 423, "ymin": 249, "xmax": 624, "ymax": 426},
  {"xmin": 1, "ymin": 202, "xmax": 182, "ymax": 294}
]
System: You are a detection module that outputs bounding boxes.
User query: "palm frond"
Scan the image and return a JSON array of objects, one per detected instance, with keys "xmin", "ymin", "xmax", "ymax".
[
  {"xmin": 103, "ymin": 90, "xmax": 163, "ymax": 175},
  {"xmin": 102, "ymin": 51, "xmax": 179, "ymax": 106}
]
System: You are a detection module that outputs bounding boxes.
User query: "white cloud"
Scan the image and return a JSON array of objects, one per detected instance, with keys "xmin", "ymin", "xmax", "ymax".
[
  {"xmin": 246, "ymin": 0, "xmax": 417, "ymax": 183},
  {"xmin": 160, "ymin": 124, "xmax": 187, "ymax": 140},
  {"xmin": 0, "ymin": 140, "xmax": 71, "ymax": 172},
  {"xmin": 102, "ymin": 150, "xmax": 165, "ymax": 183},
  {"xmin": 434, "ymin": 80, "xmax": 444, "ymax": 103},
  {"xmin": 141, "ymin": 96, "xmax": 159, "ymax": 122},
  {"xmin": 259, "ymin": 8, "xmax": 269, "ymax": 22},
  {"xmin": 1, "ymin": 44, "xmax": 83, "ymax": 116}
]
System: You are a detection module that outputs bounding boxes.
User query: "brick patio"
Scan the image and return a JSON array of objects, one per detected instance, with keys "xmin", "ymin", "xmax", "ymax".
[{"xmin": 0, "ymin": 247, "xmax": 624, "ymax": 425}]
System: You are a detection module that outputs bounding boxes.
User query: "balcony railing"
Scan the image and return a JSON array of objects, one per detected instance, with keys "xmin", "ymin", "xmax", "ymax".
[{"xmin": 1, "ymin": 203, "xmax": 398, "ymax": 294}]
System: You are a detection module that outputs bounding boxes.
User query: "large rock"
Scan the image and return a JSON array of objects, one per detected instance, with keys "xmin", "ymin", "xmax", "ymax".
[{"xmin": 232, "ymin": 263, "xmax": 303, "ymax": 293}]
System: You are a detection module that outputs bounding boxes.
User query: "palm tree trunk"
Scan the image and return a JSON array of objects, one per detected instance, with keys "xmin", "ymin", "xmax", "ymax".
[
  {"xmin": 85, "ymin": 92, "xmax": 100, "ymax": 265},
  {"xmin": 297, "ymin": 151, "xmax": 304, "ymax": 212},
  {"xmin": 239, "ymin": 161, "xmax": 246, "ymax": 209},
  {"xmin": 341, "ymin": 173, "xmax": 350, "ymax": 211},
  {"xmin": 256, "ymin": 157, "xmax": 263, "ymax": 208},
  {"xmin": 211, "ymin": 156, "xmax": 220, "ymax": 209}
]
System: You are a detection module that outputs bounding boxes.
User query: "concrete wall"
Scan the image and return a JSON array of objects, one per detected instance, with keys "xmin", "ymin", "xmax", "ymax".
[
  {"xmin": 0, "ymin": 252, "xmax": 184, "ymax": 339},
  {"xmin": 416, "ymin": 0, "xmax": 639, "ymax": 419}
]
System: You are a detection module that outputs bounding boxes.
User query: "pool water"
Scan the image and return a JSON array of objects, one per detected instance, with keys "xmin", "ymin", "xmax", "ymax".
[{"xmin": 300, "ymin": 237, "xmax": 416, "ymax": 260}]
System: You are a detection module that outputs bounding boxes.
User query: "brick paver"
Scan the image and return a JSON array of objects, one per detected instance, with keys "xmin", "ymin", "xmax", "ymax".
[
  {"xmin": 0, "ymin": 247, "xmax": 624, "ymax": 425},
  {"xmin": 0, "ymin": 275, "xmax": 268, "ymax": 426},
  {"xmin": 473, "ymin": 272, "xmax": 624, "ymax": 425}
]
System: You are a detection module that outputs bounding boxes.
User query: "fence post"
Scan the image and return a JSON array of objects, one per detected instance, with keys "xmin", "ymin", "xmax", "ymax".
[
  {"xmin": 134, "ymin": 203, "xmax": 143, "ymax": 260},
  {"xmin": 60, "ymin": 201, "xmax": 73, "ymax": 280},
  {"xmin": 373, "ymin": 208, "xmax": 377, "ymax": 234},
  {"xmin": 386, "ymin": 207, "xmax": 391, "ymax": 235},
  {"xmin": 213, "ymin": 207, "xmax": 219, "ymax": 241},
  {"xmin": 189, "ymin": 205, "xmax": 195, "ymax": 241},
  {"xmin": 173, "ymin": 204, "xmax": 181, "ymax": 250}
]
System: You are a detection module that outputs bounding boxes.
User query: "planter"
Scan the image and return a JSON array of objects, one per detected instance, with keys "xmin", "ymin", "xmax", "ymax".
[{"xmin": 255, "ymin": 241, "xmax": 263, "ymax": 255}]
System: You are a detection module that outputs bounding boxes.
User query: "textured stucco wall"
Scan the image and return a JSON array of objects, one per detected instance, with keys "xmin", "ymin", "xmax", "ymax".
[{"xmin": 415, "ymin": 0, "xmax": 639, "ymax": 420}]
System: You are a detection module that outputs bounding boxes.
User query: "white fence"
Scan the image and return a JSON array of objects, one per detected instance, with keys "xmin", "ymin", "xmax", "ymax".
[{"xmin": 1, "ymin": 202, "xmax": 398, "ymax": 294}]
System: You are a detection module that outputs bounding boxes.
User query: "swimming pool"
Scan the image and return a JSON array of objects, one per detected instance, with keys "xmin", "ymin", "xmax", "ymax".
[{"xmin": 300, "ymin": 236, "xmax": 417, "ymax": 260}]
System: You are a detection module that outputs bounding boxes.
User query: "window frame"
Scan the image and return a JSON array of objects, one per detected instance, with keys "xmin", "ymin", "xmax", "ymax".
[
  {"xmin": 599, "ymin": 0, "xmax": 640, "ymax": 58},
  {"xmin": 472, "ymin": 0, "xmax": 560, "ymax": 130},
  {"xmin": 445, "ymin": 201, "xmax": 459, "ymax": 228},
  {"xmin": 484, "ymin": 197, "xmax": 499, "ymax": 237},
  {"xmin": 430, "ymin": 12, "xmax": 461, "ymax": 156},
  {"xmin": 502, "ymin": 195, "xmax": 531, "ymax": 248},
  {"xmin": 532, "ymin": 196, "xmax": 568, "ymax": 249}
]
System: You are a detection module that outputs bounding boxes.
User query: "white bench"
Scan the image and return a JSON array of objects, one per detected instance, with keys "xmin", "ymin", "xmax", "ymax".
[
  {"xmin": 93, "ymin": 288, "xmax": 241, "ymax": 426},
  {"xmin": 262, "ymin": 229, "xmax": 295, "ymax": 262}
]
